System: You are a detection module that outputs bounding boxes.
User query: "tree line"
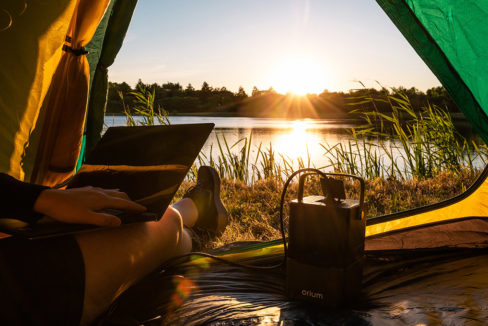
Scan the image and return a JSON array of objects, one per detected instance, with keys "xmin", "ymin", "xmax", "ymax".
[{"xmin": 106, "ymin": 79, "xmax": 459, "ymax": 118}]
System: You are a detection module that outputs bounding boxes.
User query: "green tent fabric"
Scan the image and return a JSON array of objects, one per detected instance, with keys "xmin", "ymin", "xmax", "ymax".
[
  {"xmin": 376, "ymin": 0, "xmax": 488, "ymax": 144},
  {"xmin": 85, "ymin": 0, "xmax": 115, "ymax": 89},
  {"xmin": 84, "ymin": 0, "xmax": 138, "ymax": 157},
  {"xmin": 75, "ymin": 0, "xmax": 116, "ymax": 171}
]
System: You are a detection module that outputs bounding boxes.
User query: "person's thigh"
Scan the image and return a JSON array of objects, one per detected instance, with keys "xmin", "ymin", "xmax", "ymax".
[{"xmin": 0, "ymin": 235, "xmax": 85, "ymax": 325}]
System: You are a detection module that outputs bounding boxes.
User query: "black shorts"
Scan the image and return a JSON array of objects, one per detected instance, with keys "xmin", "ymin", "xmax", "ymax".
[{"xmin": 0, "ymin": 235, "xmax": 85, "ymax": 325}]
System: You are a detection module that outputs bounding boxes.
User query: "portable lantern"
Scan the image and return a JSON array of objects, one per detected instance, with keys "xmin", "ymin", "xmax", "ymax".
[{"xmin": 286, "ymin": 172, "xmax": 365, "ymax": 306}]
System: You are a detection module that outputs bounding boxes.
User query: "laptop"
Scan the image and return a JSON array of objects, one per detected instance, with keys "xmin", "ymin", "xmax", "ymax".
[{"xmin": 0, "ymin": 123, "xmax": 214, "ymax": 239}]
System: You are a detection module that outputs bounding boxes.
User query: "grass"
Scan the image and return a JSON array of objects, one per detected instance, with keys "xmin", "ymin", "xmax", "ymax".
[
  {"xmin": 120, "ymin": 84, "xmax": 171, "ymax": 126},
  {"xmin": 188, "ymin": 92, "xmax": 488, "ymax": 183},
  {"xmin": 122, "ymin": 88, "xmax": 486, "ymax": 248},
  {"xmin": 123, "ymin": 86, "xmax": 487, "ymax": 183},
  {"xmin": 175, "ymin": 168, "xmax": 479, "ymax": 249},
  {"xmin": 188, "ymin": 132, "xmax": 315, "ymax": 184},
  {"xmin": 333, "ymin": 91, "xmax": 488, "ymax": 179}
]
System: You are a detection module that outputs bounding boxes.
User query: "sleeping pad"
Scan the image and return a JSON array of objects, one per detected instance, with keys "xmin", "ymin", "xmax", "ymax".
[{"xmin": 96, "ymin": 240, "xmax": 488, "ymax": 325}]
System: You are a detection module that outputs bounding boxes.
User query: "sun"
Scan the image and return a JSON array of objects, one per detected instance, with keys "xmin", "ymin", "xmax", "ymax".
[{"xmin": 267, "ymin": 55, "xmax": 330, "ymax": 95}]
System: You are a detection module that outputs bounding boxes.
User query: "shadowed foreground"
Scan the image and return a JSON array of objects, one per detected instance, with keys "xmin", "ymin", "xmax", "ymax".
[
  {"xmin": 94, "ymin": 170, "xmax": 488, "ymax": 325},
  {"xmin": 98, "ymin": 244, "xmax": 488, "ymax": 325}
]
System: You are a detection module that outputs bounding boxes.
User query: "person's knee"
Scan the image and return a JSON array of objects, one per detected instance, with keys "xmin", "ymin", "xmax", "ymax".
[
  {"xmin": 161, "ymin": 206, "xmax": 184, "ymax": 234},
  {"xmin": 157, "ymin": 206, "xmax": 192, "ymax": 254},
  {"xmin": 164, "ymin": 206, "xmax": 192, "ymax": 254}
]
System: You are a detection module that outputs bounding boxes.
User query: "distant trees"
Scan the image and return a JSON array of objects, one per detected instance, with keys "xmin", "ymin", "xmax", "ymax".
[
  {"xmin": 251, "ymin": 86, "xmax": 261, "ymax": 97},
  {"xmin": 343, "ymin": 85, "xmax": 457, "ymax": 114},
  {"xmin": 185, "ymin": 83, "xmax": 195, "ymax": 96},
  {"xmin": 106, "ymin": 80, "xmax": 459, "ymax": 118},
  {"xmin": 236, "ymin": 86, "xmax": 248, "ymax": 99}
]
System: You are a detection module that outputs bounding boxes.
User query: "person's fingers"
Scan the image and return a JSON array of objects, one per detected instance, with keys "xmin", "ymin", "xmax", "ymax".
[
  {"xmin": 83, "ymin": 212, "xmax": 122, "ymax": 227},
  {"xmin": 103, "ymin": 197, "xmax": 147, "ymax": 212},
  {"xmin": 103, "ymin": 189, "xmax": 130, "ymax": 200}
]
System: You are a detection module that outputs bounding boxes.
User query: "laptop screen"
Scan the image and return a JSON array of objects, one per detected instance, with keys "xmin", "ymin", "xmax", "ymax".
[{"xmin": 68, "ymin": 123, "xmax": 214, "ymax": 216}]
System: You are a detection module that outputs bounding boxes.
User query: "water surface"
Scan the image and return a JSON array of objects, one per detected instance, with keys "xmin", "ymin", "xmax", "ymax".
[
  {"xmin": 104, "ymin": 115, "xmax": 483, "ymax": 177},
  {"xmin": 105, "ymin": 116, "xmax": 362, "ymax": 170}
]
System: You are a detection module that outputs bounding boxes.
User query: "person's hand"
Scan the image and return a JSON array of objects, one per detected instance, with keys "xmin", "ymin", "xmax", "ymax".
[{"xmin": 33, "ymin": 186, "xmax": 147, "ymax": 227}]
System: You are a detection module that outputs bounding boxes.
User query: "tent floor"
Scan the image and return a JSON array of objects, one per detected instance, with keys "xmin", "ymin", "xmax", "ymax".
[{"xmin": 96, "ymin": 243, "xmax": 488, "ymax": 325}]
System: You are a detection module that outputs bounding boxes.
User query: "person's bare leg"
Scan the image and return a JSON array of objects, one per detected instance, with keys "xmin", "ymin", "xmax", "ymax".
[
  {"xmin": 76, "ymin": 205, "xmax": 192, "ymax": 325},
  {"xmin": 76, "ymin": 166, "xmax": 229, "ymax": 324},
  {"xmin": 172, "ymin": 197, "xmax": 198, "ymax": 227}
]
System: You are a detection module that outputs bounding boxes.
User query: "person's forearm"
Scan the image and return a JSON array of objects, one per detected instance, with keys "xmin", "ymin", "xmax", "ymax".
[{"xmin": 0, "ymin": 173, "xmax": 49, "ymax": 223}]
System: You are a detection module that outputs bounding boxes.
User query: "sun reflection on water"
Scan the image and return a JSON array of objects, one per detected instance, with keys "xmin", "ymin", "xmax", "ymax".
[
  {"xmin": 105, "ymin": 116, "xmax": 360, "ymax": 175},
  {"xmin": 273, "ymin": 120, "xmax": 323, "ymax": 163}
]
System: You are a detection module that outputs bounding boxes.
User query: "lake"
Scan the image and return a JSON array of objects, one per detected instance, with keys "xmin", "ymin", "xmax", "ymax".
[{"xmin": 104, "ymin": 115, "xmax": 484, "ymax": 179}]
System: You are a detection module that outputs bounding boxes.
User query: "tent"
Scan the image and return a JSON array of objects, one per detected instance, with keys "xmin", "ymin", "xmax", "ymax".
[{"xmin": 2, "ymin": 0, "xmax": 488, "ymax": 324}]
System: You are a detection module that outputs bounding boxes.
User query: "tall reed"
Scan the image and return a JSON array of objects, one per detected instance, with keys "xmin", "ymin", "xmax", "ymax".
[
  {"xmin": 120, "ymin": 84, "xmax": 170, "ymax": 126},
  {"xmin": 188, "ymin": 132, "xmax": 314, "ymax": 183},
  {"xmin": 324, "ymin": 91, "xmax": 488, "ymax": 180},
  {"xmin": 123, "ymin": 88, "xmax": 487, "ymax": 183}
]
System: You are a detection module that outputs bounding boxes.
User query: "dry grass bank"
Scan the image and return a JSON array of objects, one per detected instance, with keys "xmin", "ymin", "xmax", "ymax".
[{"xmin": 174, "ymin": 169, "xmax": 480, "ymax": 249}]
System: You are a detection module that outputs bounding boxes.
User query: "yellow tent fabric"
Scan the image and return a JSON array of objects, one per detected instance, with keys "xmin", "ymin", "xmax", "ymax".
[
  {"xmin": 30, "ymin": 0, "xmax": 110, "ymax": 186},
  {"xmin": 365, "ymin": 175, "xmax": 488, "ymax": 237},
  {"xmin": 0, "ymin": 0, "xmax": 78, "ymax": 181}
]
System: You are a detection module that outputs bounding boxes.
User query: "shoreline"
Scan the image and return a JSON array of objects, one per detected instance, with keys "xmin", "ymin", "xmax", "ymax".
[{"xmin": 105, "ymin": 111, "xmax": 469, "ymax": 120}]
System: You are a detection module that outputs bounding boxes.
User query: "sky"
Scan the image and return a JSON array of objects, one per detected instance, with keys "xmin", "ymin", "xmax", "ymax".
[{"xmin": 108, "ymin": 0, "xmax": 441, "ymax": 95}]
